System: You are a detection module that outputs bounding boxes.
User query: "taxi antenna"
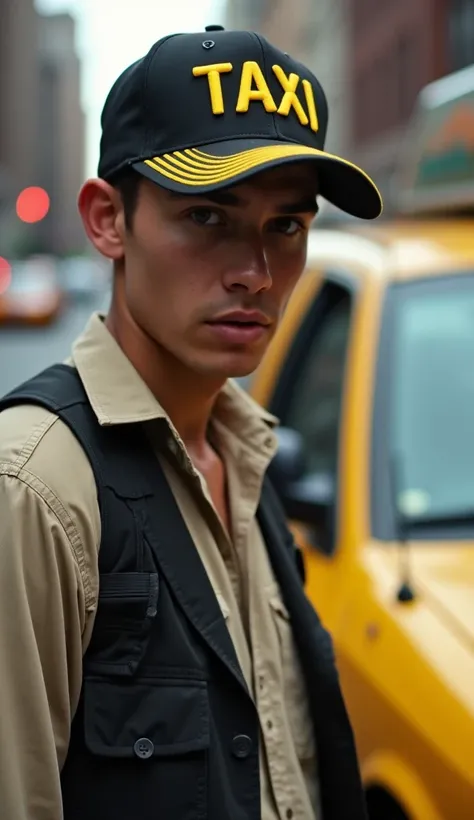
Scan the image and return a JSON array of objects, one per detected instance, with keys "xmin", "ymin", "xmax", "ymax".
[{"xmin": 390, "ymin": 453, "xmax": 416, "ymax": 603}]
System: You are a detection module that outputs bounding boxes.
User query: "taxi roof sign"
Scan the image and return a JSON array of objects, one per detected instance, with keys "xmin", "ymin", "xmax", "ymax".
[{"xmin": 395, "ymin": 64, "xmax": 474, "ymax": 214}]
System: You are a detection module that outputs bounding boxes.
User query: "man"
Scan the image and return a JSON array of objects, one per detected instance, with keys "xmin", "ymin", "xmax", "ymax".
[{"xmin": 0, "ymin": 25, "xmax": 382, "ymax": 820}]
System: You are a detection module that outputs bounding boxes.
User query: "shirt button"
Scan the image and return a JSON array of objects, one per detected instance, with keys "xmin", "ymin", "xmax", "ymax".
[
  {"xmin": 134, "ymin": 737, "xmax": 154, "ymax": 759},
  {"xmin": 231, "ymin": 734, "xmax": 252, "ymax": 759},
  {"xmin": 286, "ymin": 810, "xmax": 294, "ymax": 819}
]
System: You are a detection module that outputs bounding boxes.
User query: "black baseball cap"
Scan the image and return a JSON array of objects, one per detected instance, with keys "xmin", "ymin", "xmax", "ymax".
[{"xmin": 98, "ymin": 26, "xmax": 383, "ymax": 220}]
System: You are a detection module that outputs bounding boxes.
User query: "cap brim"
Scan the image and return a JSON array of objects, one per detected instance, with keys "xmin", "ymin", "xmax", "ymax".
[{"xmin": 132, "ymin": 138, "xmax": 383, "ymax": 220}]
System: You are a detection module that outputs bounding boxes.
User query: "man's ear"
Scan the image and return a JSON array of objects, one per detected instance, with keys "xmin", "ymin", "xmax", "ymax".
[{"xmin": 78, "ymin": 178, "xmax": 126, "ymax": 260}]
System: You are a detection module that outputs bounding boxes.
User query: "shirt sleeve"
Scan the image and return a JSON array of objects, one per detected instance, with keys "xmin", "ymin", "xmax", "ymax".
[{"xmin": 0, "ymin": 473, "xmax": 87, "ymax": 820}]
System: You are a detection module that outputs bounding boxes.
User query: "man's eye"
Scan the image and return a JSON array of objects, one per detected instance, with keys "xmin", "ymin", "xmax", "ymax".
[
  {"xmin": 189, "ymin": 209, "xmax": 222, "ymax": 226},
  {"xmin": 272, "ymin": 217, "xmax": 305, "ymax": 236}
]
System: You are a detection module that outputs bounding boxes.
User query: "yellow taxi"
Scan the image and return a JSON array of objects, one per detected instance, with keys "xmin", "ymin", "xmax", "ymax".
[{"xmin": 246, "ymin": 69, "xmax": 474, "ymax": 820}]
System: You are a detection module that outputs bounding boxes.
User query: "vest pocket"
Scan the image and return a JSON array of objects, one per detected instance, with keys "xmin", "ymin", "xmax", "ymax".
[
  {"xmin": 87, "ymin": 571, "xmax": 159, "ymax": 675},
  {"xmin": 82, "ymin": 678, "xmax": 209, "ymax": 817},
  {"xmin": 84, "ymin": 678, "xmax": 209, "ymax": 757}
]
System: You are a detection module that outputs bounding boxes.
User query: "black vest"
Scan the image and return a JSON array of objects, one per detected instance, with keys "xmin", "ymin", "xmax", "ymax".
[{"xmin": 0, "ymin": 364, "xmax": 368, "ymax": 820}]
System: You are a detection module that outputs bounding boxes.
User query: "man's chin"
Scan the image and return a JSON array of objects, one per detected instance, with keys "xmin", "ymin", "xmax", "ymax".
[
  {"xmin": 190, "ymin": 350, "xmax": 264, "ymax": 381},
  {"xmin": 226, "ymin": 360, "xmax": 261, "ymax": 379}
]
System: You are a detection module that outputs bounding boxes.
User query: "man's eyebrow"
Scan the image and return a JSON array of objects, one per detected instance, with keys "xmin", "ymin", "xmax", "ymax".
[{"xmin": 167, "ymin": 189, "xmax": 319, "ymax": 214}]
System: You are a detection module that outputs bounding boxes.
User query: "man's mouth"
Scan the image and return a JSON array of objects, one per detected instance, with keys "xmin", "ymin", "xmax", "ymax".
[
  {"xmin": 205, "ymin": 312, "xmax": 271, "ymax": 344},
  {"xmin": 207, "ymin": 309, "xmax": 271, "ymax": 327}
]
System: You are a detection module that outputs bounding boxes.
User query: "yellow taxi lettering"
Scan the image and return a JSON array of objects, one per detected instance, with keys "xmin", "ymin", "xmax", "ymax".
[
  {"xmin": 272, "ymin": 65, "xmax": 309, "ymax": 126},
  {"xmin": 192, "ymin": 63, "xmax": 233, "ymax": 115},
  {"xmin": 302, "ymin": 79, "xmax": 319, "ymax": 132},
  {"xmin": 236, "ymin": 61, "xmax": 277, "ymax": 113}
]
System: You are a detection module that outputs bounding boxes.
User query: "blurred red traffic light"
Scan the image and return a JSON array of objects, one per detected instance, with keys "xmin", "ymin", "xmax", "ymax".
[{"xmin": 16, "ymin": 187, "xmax": 50, "ymax": 223}]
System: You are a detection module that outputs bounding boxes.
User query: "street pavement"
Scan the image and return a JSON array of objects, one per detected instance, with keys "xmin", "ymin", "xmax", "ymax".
[{"xmin": 0, "ymin": 292, "xmax": 108, "ymax": 397}]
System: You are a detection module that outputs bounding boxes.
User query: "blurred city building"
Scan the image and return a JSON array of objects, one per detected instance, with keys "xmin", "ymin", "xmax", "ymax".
[
  {"xmin": 224, "ymin": 0, "xmax": 474, "ymax": 216},
  {"xmin": 0, "ymin": 0, "xmax": 85, "ymax": 258},
  {"xmin": 37, "ymin": 13, "xmax": 86, "ymax": 256},
  {"xmin": 0, "ymin": 0, "xmax": 39, "ymax": 252},
  {"xmin": 348, "ymin": 0, "xmax": 474, "ymax": 212},
  {"xmin": 449, "ymin": 0, "xmax": 474, "ymax": 72}
]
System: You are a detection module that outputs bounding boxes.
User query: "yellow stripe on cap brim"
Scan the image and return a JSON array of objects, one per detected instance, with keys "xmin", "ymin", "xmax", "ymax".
[
  {"xmin": 140, "ymin": 144, "xmax": 383, "ymax": 218},
  {"xmin": 145, "ymin": 145, "xmax": 321, "ymax": 183}
]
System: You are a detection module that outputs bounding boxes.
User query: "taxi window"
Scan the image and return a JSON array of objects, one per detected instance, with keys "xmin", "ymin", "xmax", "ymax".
[
  {"xmin": 272, "ymin": 280, "xmax": 353, "ymax": 480},
  {"xmin": 372, "ymin": 272, "xmax": 474, "ymax": 538}
]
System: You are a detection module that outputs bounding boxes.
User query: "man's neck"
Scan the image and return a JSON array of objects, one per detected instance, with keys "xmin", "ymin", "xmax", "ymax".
[{"xmin": 105, "ymin": 308, "xmax": 224, "ymax": 452}]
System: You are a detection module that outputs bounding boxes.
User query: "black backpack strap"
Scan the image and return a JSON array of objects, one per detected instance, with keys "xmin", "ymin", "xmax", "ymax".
[
  {"xmin": 1, "ymin": 363, "xmax": 91, "ymax": 414},
  {"xmin": 0, "ymin": 364, "xmax": 113, "ymax": 513},
  {"xmin": 259, "ymin": 474, "xmax": 306, "ymax": 585},
  {"xmin": 0, "ymin": 363, "xmax": 153, "ymax": 508}
]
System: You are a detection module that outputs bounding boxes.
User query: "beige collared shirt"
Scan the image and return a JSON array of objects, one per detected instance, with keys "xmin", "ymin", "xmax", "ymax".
[{"xmin": 0, "ymin": 312, "xmax": 320, "ymax": 820}]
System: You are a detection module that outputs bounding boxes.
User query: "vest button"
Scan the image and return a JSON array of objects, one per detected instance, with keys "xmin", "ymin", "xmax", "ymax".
[
  {"xmin": 231, "ymin": 734, "xmax": 252, "ymax": 759},
  {"xmin": 134, "ymin": 737, "xmax": 154, "ymax": 759}
]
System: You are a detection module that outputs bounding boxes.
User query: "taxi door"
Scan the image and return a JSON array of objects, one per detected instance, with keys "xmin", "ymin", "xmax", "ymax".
[{"xmin": 251, "ymin": 267, "xmax": 362, "ymax": 630}]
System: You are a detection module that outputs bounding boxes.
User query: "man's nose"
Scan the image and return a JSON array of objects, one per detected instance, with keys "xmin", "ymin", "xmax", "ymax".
[{"xmin": 222, "ymin": 237, "xmax": 272, "ymax": 293}]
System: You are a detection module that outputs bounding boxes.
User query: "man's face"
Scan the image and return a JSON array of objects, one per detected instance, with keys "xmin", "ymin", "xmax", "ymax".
[{"xmin": 116, "ymin": 163, "xmax": 318, "ymax": 379}]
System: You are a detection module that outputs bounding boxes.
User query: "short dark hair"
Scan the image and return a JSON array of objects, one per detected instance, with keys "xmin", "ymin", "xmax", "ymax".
[{"xmin": 111, "ymin": 168, "xmax": 141, "ymax": 230}]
